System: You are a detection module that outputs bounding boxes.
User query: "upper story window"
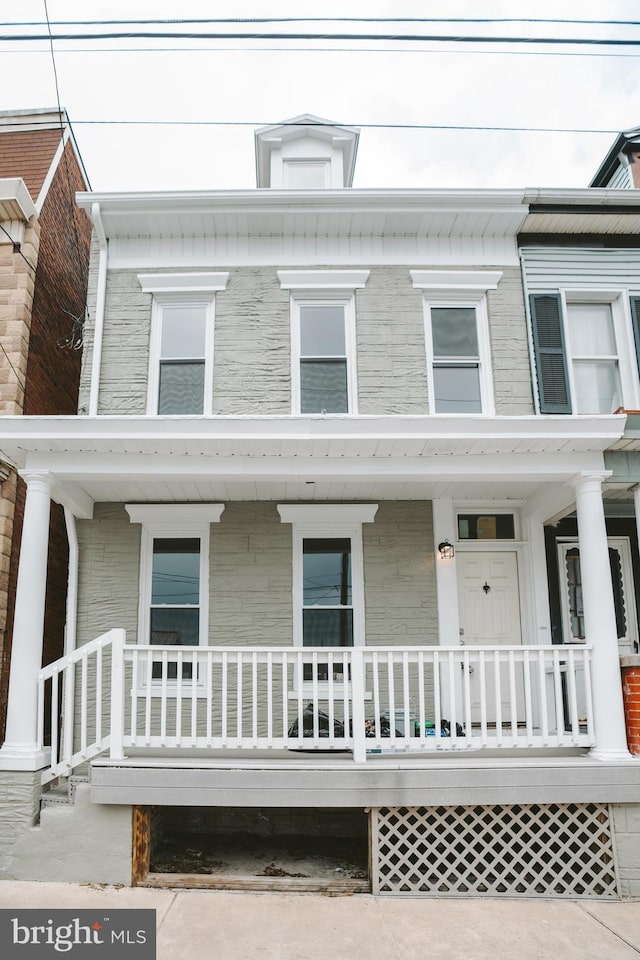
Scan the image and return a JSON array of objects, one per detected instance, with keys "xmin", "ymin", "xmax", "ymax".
[
  {"xmin": 298, "ymin": 301, "xmax": 350, "ymax": 413},
  {"xmin": 278, "ymin": 270, "xmax": 369, "ymax": 415},
  {"xmin": 430, "ymin": 306, "xmax": 482, "ymax": 413},
  {"xmin": 157, "ymin": 303, "xmax": 208, "ymax": 414},
  {"xmin": 411, "ymin": 271, "xmax": 502, "ymax": 416},
  {"xmin": 530, "ymin": 291, "xmax": 640, "ymax": 414},
  {"xmin": 138, "ymin": 273, "xmax": 229, "ymax": 416}
]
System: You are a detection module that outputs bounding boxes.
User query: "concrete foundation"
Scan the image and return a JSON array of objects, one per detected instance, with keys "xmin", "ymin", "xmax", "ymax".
[{"xmin": 0, "ymin": 778, "xmax": 131, "ymax": 885}]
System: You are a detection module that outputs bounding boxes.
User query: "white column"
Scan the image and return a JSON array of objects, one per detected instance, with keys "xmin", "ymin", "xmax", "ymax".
[
  {"xmin": 431, "ymin": 498, "xmax": 461, "ymax": 723},
  {"xmin": 574, "ymin": 474, "xmax": 630, "ymax": 760},
  {"xmin": 0, "ymin": 471, "xmax": 53, "ymax": 769}
]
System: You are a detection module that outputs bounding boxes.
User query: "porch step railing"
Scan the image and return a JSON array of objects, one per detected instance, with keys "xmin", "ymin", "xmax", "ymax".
[
  {"xmin": 37, "ymin": 629, "xmax": 122, "ymax": 784},
  {"xmin": 37, "ymin": 636, "xmax": 595, "ymax": 782}
]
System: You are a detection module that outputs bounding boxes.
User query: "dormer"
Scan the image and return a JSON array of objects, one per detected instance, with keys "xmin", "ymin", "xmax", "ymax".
[{"xmin": 254, "ymin": 114, "xmax": 359, "ymax": 189}]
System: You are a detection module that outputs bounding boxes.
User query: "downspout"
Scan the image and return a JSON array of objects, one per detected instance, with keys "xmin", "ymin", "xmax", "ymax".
[
  {"xmin": 63, "ymin": 506, "xmax": 78, "ymax": 655},
  {"xmin": 88, "ymin": 202, "xmax": 108, "ymax": 417}
]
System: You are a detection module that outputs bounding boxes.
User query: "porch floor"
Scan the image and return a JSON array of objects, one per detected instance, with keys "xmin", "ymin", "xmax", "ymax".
[
  {"xmin": 89, "ymin": 746, "xmax": 640, "ymax": 809},
  {"xmin": 93, "ymin": 745, "xmax": 596, "ymax": 770}
]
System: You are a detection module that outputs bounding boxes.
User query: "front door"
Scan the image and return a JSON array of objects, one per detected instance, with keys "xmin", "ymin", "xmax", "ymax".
[{"xmin": 456, "ymin": 551, "xmax": 523, "ymax": 722}]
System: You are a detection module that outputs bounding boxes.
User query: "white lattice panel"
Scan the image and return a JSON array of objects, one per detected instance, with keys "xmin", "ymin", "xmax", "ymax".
[{"xmin": 372, "ymin": 804, "xmax": 619, "ymax": 898}]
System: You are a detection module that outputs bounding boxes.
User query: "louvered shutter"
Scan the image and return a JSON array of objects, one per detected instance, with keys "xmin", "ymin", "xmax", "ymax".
[
  {"xmin": 529, "ymin": 293, "xmax": 572, "ymax": 414},
  {"xmin": 630, "ymin": 297, "xmax": 640, "ymax": 382}
]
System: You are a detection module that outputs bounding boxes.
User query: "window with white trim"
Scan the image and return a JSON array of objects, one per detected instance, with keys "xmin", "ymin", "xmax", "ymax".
[
  {"xmin": 155, "ymin": 301, "xmax": 210, "ymax": 415},
  {"xmin": 126, "ymin": 504, "xmax": 224, "ymax": 678},
  {"xmin": 565, "ymin": 299, "xmax": 622, "ymax": 414},
  {"xmin": 411, "ymin": 271, "xmax": 500, "ymax": 416},
  {"xmin": 277, "ymin": 270, "xmax": 369, "ymax": 415},
  {"xmin": 297, "ymin": 300, "xmax": 352, "ymax": 414},
  {"xmin": 278, "ymin": 504, "xmax": 377, "ymax": 681},
  {"xmin": 139, "ymin": 273, "xmax": 229, "ymax": 416},
  {"xmin": 529, "ymin": 291, "xmax": 640, "ymax": 415}
]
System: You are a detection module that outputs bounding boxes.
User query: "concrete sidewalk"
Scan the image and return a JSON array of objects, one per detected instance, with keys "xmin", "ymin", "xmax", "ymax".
[{"xmin": 1, "ymin": 882, "xmax": 639, "ymax": 959}]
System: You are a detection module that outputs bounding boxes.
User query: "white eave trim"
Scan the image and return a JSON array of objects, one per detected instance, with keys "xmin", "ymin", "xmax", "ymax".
[
  {"xmin": 126, "ymin": 503, "xmax": 225, "ymax": 524},
  {"xmin": 138, "ymin": 272, "xmax": 230, "ymax": 293},
  {"xmin": 278, "ymin": 504, "xmax": 378, "ymax": 524},
  {"xmin": 410, "ymin": 270, "xmax": 503, "ymax": 293},
  {"xmin": 0, "ymin": 178, "xmax": 37, "ymax": 222},
  {"xmin": 277, "ymin": 269, "xmax": 370, "ymax": 290}
]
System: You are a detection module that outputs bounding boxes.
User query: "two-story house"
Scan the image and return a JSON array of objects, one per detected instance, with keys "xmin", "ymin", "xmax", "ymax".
[
  {"xmin": 0, "ymin": 108, "xmax": 91, "ymax": 761},
  {"xmin": 0, "ymin": 116, "xmax": 638, "ymax": 897}
]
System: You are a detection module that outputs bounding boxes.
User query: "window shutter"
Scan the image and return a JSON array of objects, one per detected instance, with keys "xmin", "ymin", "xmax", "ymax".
[
  {"xmin": 529, "ymin": 294, "xmax": 572, "ymax": 414},
  {"xmin": 630, "ymin": 297, "xmax": 640, "ymax": 382}
]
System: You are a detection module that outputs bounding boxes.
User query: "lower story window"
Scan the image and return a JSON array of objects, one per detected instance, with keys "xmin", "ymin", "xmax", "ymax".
[
  {"xmin": 150, "ymin": 537, "xmax": 200, "ymax": 679},
  {"xmin": 303, "ymin": 537, "xmax": 353, "ymax": 680}
]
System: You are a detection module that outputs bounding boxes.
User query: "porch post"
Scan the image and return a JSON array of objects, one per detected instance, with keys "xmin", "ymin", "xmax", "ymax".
[
  {"xmin": 573, "ymin": 473, "xmax": 630, "ymax": 760},
  {"xmin": 0, "ymin": 471, "xmax": 53, "ymax": 769}
]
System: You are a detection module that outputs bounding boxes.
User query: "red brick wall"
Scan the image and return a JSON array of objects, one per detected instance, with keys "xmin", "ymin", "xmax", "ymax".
[
  {"xmin": 622, "ymin": 660, "xmax": 640, "ymax": 756},
  {"xmin": 0, "ymin": 139, "xmax": 91, "ymax": 741}
]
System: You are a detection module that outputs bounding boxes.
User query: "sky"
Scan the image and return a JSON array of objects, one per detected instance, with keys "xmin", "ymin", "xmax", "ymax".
[{"xmin": 3, "ymin": 0, "xmax": 640, "ymax": 193}]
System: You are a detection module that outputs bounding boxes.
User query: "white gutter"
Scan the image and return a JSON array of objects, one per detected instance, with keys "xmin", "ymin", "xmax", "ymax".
[
  {"xmin": 63, "ymin": 506, "xmax": 78, "ymax": 655},
  {"xmin": 88, "ymin": 202, "xmax": 108, "ymax": 417}
]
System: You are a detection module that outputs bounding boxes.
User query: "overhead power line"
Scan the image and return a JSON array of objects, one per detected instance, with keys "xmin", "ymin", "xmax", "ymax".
[
  {"xmin": 3, "ymin": 17, "xmax": 640, "ymax": 26},
  {"xmin": 1, "ymin": 31, "xmax": 640, "ymax": 47},
  {"xmin": 6, "ymin": 45, "xmax": 640, "ymax": 61},
  {"xmin": 66, "ymin": 120, "xmax": 619, "ymax": 135}
]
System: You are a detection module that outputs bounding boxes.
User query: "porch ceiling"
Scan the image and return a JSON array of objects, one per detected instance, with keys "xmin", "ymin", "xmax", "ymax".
[{"xmin": 0, "ymin": 414, "xmax": 623, "ymax": 515}]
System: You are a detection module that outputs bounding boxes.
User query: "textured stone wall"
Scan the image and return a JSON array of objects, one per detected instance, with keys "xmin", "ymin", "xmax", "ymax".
[
  {"xmin": 0, "ymin": 770, "xmax": 42, "ymax": 874},
  {"xmin": 363, "ymin": 501, "xmax": 437, "ymax": 645},
  {"xmin": 486, "ymin": 266, "xmax": 535, "ymax": 415},
  {"xmin": 209, "ymin": 502, "xmax": 293, "ymax": 644},
  {"xmin": 213, "ymin": 269, "xmax": 291, "ymax": 415},
  {"xmin": 76, "ymin": 503, "xmax": 141, "ymax": 646},
  {"xmin": 84, "ymin": 264, "xmax": 535, "ymax": 418},
  {"xmin": 613, "ymin": 803, "xmax": 640, "ymax": 897},
  {"xmin": 355, "ymin": 268, "xmax": 428, "ymax": 414},
  {"xmin": 76, "ymin": 501, "xmax": 436, "ymax": 648}
]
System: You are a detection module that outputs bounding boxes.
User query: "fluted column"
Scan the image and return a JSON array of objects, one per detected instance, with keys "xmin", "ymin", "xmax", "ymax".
[
  {"xmin": 574, "ymin": 474, "xmax": 630, "ymax": 760},
  {"xmin": 0, "ymin": 471, "xmax": 53, "ymax": 768}
]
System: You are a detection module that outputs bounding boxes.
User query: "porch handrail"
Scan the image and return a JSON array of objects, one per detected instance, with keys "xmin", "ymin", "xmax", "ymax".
[
  {"xmin": 117, "ymin": 642, "xmax": 595, "ymax": 758},
  {"xmin": 37, "ymin": 629, "xmax": 124, "ymax": 784},
  {"xmin": 38, "ymin": 639, "xmax": 595, "ymax": 781}
]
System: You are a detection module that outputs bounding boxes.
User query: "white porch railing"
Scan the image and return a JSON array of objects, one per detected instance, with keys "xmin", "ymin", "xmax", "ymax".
[
  {"xmin": 37, "ymin": 636, "xmax": 595, "ymax": 782},
  {"xmin": 37, "ymin": 629, "xmax": 122, "ymax": 783}
]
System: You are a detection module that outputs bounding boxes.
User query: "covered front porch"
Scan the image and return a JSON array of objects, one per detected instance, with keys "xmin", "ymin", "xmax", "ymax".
[{"xmin": 0, "ymin": 413, "xmax": 635, "ymax": 783}]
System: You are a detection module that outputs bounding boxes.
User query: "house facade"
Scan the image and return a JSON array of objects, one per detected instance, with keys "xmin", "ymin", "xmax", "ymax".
[
  {"xmin": 0, "ymin": 109, "xmax": 91, "ymax": 746},
  {"xmin": 0, "ymin": 117, "xmax": 639, "ymax": 896}
]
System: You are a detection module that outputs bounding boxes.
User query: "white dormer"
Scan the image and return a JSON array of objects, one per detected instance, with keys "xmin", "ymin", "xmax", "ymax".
[{"xmin": 254, "ymin": 114, "xmax": 359, "ymax": 189}]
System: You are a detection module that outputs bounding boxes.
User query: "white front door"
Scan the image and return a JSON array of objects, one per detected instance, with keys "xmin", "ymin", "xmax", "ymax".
[{"xmin": 456, "ymin": 551, "xmax": 523, "ymax": 722}]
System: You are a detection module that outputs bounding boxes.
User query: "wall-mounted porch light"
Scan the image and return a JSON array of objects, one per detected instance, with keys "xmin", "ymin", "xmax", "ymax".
[{"xmin": 438, "ymin": 539, "xmax": 455, "ymax": 560}]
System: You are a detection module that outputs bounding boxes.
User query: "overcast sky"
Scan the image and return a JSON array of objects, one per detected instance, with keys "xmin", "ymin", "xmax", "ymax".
[{"xmin": 4, "ymin": 0, "xmax": 640, "ymax": 193}]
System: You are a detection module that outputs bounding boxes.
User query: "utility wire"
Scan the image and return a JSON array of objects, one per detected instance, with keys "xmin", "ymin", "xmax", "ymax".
[
  {"xmin": 66, "ymin": 120, "xmax": 621, "ymax": 135},
  {"xmin": 5, "ymin": 44, "xmax": 640, "ymax": 60},
  {"xmin": 0, "ymin": 115, "xmax": 623, "ymax": 136},
  {"xmin": 0, "ymin": 343, "xmax": 26, "ymax": 395},
  {"xmin": 4, "ymin": 17, "xmax": 640, "ymax": 26},
  {"xmin": 2, "ymin": 31, "xmax": 640, "ymax": 47}
]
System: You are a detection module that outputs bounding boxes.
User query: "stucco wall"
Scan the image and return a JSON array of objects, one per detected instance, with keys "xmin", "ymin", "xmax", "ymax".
[
  {"xmin": 355, "ymin": 268, "xmax": 428, "ymax": 414},
  {"xmin": 486, "ymin": 266, "xmax": 534, "ymax": 415},
  {"xmin": 76, "ymin": 501, "xmax": 437, "ymax": 648},
  {"xmin": 79, "ymin": 264, "xmax": 534, "ymax": 418},
  {"xmin": 76, "ymin": 503, "xmax": 141, "ymax": 646}
]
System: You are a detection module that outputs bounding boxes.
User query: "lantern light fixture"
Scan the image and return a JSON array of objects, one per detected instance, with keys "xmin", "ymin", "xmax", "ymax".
[{"xmin": 438, "ymin": 539, "xmax": 455, "ymax": 560}]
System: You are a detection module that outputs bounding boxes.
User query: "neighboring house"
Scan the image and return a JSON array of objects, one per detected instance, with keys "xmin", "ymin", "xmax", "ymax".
[
  {"xmin": 0, "ymin": 116, "xmax": 639, "ymax": 897},
  {"xmin": 590, "ymin": 125, "xmax": 640, "ymax": 188},
  {"xmin": 0, "ymin": 109, "xmax": 92, "ymax": 743}
]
